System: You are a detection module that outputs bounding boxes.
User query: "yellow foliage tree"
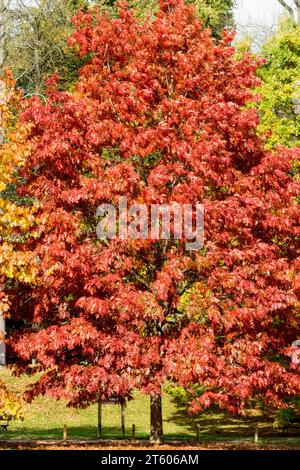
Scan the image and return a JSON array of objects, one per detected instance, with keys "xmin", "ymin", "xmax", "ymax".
[
  {"xmin": 0, "ymin": 73, "xmax": 38, "ymax": 306},
  {"xmin": 0, "ymin": 379, "xmax": 24, "ymax": 421},
  {"xmin": 0, "ymin": 73, "xmax": 37, "ymax": 420}
]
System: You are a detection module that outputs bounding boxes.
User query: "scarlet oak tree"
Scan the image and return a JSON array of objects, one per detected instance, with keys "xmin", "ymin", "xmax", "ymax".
[{"xmin": 9, "ymin": 1, "xmax": 300, "ymax": 442}]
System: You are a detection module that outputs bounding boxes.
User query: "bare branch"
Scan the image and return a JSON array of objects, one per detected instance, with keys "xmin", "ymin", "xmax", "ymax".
[{"xmin": 276, "ymin": 0, "xmax": 295, "ymax": 18}]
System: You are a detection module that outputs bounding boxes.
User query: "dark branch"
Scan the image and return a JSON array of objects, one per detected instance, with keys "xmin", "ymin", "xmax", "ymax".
[{"xmin": 276, "ymin": 0, "xmax": 295, "ymax": 18}]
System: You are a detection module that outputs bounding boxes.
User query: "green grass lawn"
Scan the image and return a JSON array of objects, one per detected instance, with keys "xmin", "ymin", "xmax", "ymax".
[{"xmin": 1, "ymin": 368, "xmax": 300, "ymax": 447}]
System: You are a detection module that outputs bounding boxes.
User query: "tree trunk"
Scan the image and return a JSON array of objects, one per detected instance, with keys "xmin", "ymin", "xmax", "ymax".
[
  {"xmin": 277, "ymin": 0, "xmax": 294, "ymax": 19},
  {"xmin": 150, "ymin": 393, "xmax": 163, "ymax": 443},
  {"xmin": 296, "ymin": 1, "xmax": 300, "ymax": 25},
  {"xmin": 33, "ymin": 17, "xmax": 42, "ymax": 95},
  {"xmin": 34, "ymin": 46, "xmax": 41, "ymax": 95},
  {"xmin": 0, "ymin": 0, "xmax": 9, "ymax": 72}
]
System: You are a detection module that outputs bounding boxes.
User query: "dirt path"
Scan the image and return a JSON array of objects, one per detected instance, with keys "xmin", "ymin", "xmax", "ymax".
[{"xmin": 0, "ymin": 440, "xmax": 299, "ymax": 450}]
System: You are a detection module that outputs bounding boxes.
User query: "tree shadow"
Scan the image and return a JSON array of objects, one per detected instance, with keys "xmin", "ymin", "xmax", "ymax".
[{"xmin": 164, "ymin": 397, "xmax": 295, "ymax": 439}]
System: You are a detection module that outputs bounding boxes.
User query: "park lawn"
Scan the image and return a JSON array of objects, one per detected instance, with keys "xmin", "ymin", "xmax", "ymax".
[{"xmin": 1, "ymin": 368, "xmax": 300, "ymax": 447}]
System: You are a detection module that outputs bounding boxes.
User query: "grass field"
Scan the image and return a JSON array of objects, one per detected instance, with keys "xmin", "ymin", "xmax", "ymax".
[{"xmin": 1, "ymin": 368, "xmax": 300, "ymax": 448}]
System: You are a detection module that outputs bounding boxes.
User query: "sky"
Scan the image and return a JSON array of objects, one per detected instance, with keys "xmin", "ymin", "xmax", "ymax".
[{"xmin": 234, "ymin": 0, "xmax": 296, "ymax": 43}]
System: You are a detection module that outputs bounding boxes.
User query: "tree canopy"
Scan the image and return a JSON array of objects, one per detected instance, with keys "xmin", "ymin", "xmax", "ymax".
[{"xmin": 4, "ymin": 3, "xmax": 299, "ymax": 444}]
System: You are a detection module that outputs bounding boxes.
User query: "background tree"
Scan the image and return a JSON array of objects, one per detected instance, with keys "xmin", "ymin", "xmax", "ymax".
[
  {"xmin": 256, "ymin": 17, "xmax": 300, "ymax": 149},
  {"xmin": 276, "ymin": 0, "xmax": 300, "ymax": 25},
  {"xmin": 94, "ymin": 0, "xmax": 234, "ymax": 37},
  {"xmin": 1, "ymin": 0, "xmax": 234, "ymax": 96},
  {"xmin": 0, "ymin": 1, "xmax": 10, "ymax": 72},
  {"xmin": 0, "ymin": 378, "xmax": 24, "ymax": 421},
  {"xmin": 186, "ymin": 0, "xmax": 234, "ymax": 37},
  {"xmin": 8, "ymin": 0, "xmax": 300, "ymax": 443},
  {"xmin": 4, "ymin": 0, "xmax": 86, "ymax": 94}
]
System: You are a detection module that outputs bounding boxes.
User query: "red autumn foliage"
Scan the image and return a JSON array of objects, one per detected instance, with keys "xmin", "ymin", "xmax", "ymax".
[{"xmin": 8, "ymin": 0, "xmax": 300, "ymax": 415}]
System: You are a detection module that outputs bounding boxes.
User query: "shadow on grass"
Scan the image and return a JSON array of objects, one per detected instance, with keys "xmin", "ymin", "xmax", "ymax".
[{"xmin": 164, "ymin": 398, "xmax": 300, "ymax": 439}]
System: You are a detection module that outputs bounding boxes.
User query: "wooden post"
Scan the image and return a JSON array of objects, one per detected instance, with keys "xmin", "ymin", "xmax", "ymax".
[
  {"xmin": 121, "ymin": 404, "xmax": 125, "ymax": 438},
  {"xmin": 132, "ymin": 424, "xmax": 136, "ymax": 442},
  {"xmin": 63, "ymin": 424, "xmax": 67, "ymax": 441},
  {"xmin": 196, "ymin": 424, "xmax": 201, "ymax": 442},
  {"xmin": 254, "ymin": 426, "xmax": 259, "ymax": 444},
  {"xmin": 97, "ymin": 402, "xmax": 102, "ymax": 439}
]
